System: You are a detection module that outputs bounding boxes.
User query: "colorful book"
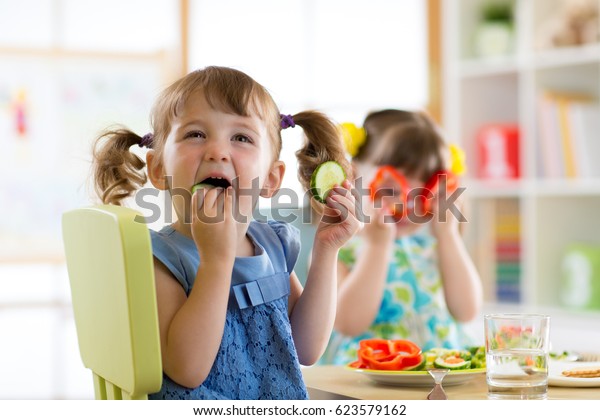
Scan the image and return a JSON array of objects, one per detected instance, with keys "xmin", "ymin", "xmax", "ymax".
[
  {"xmin": 569, "ymin": 102, "xmax": 600, "ymax": 178},
  {"xmin": 537, "ymin": 93, "xmax": 563, "ymax": 178},
  {"xmin": 556, "ymin": 97, "xmax": 578, "ymax": 178}
]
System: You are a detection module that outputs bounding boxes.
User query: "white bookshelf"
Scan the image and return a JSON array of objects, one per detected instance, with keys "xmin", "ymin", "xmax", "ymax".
[{"xmin": 442, "ymin": 0, "xmax": 600, "ymax": 316}]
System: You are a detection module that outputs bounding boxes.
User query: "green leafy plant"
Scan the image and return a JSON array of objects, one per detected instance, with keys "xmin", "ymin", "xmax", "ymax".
[{"xmin": 481, "ymin": 1, "xmax": 514, "ymax": 23}]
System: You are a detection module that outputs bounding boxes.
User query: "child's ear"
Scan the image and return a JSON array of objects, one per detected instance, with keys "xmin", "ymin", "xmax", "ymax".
[
  {"xmin": 146, "ymin": 150, "xmax": 168, "ymax": 190},
  {"xmin": 260, "ymin": 160, "xmax": 285, "ymax": 198}
]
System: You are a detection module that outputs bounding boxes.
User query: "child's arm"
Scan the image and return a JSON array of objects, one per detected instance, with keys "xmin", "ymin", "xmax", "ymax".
[
  {"xmin": 334, "ymin": 205, "xmax": 395, "ymax": 336},
  {"xmin": 154, "ymin": 256, "xmax": 233, "ymax": 388},
  {"xmin": 432, "ymin": 197, "xmax": 482, "ymax": 322},
  {"xmin": 288, "ymin": 180, "xmax": 362, "ymax": 365},
  {"xmin": 155, "ymin": 187, "xmax": 239, "ymax": 389}
]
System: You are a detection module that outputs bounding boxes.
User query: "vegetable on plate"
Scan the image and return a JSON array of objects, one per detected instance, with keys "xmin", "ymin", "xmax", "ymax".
[
  {"xmin": 350, "ymin": 339, "xmax": 424, "ymax": 371},
  {"xmin": 349, "ymin": 341, "xmax": 487, "ymax": 371}
]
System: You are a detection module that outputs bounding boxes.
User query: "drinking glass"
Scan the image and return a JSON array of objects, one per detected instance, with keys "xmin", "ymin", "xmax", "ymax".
[{"xmin": 484, "ymin": 314, "xmax": 550, "ymax": 399}]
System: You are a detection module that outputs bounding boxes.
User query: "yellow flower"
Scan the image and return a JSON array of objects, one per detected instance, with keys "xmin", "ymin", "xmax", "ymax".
[
  {"xmin": 449, "ymin": 143, "xmax": 467, "ymax": 175},
  {"xmin": 340, "ymin": 122, "xmax": 366, "ymax": 157}
]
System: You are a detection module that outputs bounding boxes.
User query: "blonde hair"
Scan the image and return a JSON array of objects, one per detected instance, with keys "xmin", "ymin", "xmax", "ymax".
[{"xmin": 92, "ymin": 66, "xmax": 350, "ymax": 205}]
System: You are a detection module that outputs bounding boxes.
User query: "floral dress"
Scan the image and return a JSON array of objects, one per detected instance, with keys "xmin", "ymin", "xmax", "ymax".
[{"xmin": 322, "ymin": 230, "xmax": 471, "ymax": 365}]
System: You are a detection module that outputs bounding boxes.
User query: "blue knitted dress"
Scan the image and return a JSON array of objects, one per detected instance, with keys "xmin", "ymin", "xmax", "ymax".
[{"xmin": 148, "ymin": 220, "xmax": 308, "ymax": 400}]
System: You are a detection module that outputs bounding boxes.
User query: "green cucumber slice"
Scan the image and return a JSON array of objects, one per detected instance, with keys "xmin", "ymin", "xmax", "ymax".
[
  {"xmin": 191, "ymin": 183, "xmax": 214, "ymax": 194},
  {"xmin": 433, "ymin": 355, "xmax": 472, "ymax": 370},
  {"xmin": 310, "ymin": 161, "xmax": 346, "ymax": 203}
]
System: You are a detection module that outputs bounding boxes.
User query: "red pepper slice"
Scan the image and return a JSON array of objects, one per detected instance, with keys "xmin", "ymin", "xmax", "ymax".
[
  {"xmin": 369, "ymin": 166, "xmax": 409, "ymax": 220},
  {"xmin": 370, "ymin": 167, "xmax": 459, "ymax": 220},
  {"xmin": 420, "ymin": 170, "xmax": 458, "ymax": 214},
  {"xmin": 356, "ymin": 339, "xmax": 422, "ymax": 371}
]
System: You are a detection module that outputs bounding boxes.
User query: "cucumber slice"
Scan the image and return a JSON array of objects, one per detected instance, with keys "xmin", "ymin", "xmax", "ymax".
[
  {"xmin": 310, "ymin": 161, "xmax": 346, "ymax": 203},
  {"xmin": 191, "ymin": 183, "xmax": 214, "ymax": 194},
  {"xmin": 433, "ymin": 355, "xmax": 472, "ymax": 370}
]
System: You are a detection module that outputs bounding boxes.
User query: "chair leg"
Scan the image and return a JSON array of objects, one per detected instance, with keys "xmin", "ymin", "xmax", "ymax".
[
  {"xmin": 93, "ymin": 372, "xmax": 149, "ymax": 400},
  {"xmin": 93, "ymin": 373, "xmax": 107, "ymax": 400},
  {"xmin": 122, "ymin": 390, "xmax": 148, "ymax": 400},
  {"xmin": 105, "ymin": 381, "xmax": 123, "ymax": 400}
]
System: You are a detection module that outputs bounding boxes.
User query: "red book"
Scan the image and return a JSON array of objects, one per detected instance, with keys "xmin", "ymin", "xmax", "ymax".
[{"xmin": 477, "ymin": 124, "xmax": 520, "ymax": 179}]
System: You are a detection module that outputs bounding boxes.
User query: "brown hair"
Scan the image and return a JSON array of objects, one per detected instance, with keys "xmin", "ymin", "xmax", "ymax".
[
  {"xmin": 92, "ymin": 66, "xmax": 350, "ymax": 205},
  {"xmin": 353, "ymin": 109, "xmax": 419, "ymax": 163},
  {"xmin": 370, "ymin": 112, "xmax": 447, "ymax": 182}
]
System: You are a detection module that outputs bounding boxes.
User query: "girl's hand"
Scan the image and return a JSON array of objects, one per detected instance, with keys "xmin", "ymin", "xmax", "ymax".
[
  {"xmin": 361, "ymin": 199, "xmax": 396, "ymax": 245},
  {"xmin": 314, "ymin": 179, "xmax": 363, "ymax": 251},
  {"xmin": 191, "ymin": 187, "xmax": 238, "ymax": 261},
  {"xmin": 430, "ymin": 180, "xmax": 463, "ymax": 238}
]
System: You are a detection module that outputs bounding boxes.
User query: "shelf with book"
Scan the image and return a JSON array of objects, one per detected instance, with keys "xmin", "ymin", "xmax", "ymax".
[
  {"xmin": 535, "ymin": 70, "xmax": 600, "ymax": 180},
  {"xmin": 533, "ymin": 42, "xmax": 600, "ymax": 69},
  {"xmin": 459, "ymin": 57, "xmax": 520, "ymax": 78},
  {"xmin": 463, "ymin": 179, "xmax": 526, "ymax": 198},
  {"xmin": 444, "ymin": 0, "xmax": 600, "ymax": 314},
  {"xmin": 533, "ymin": 179, "xmax": 600, "ymax": 196}
]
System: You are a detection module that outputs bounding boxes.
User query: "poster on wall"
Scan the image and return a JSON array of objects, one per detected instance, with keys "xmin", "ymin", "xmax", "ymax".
[{"xmin": 0, "ymin": 54, "xmax": 165, "ymax": 261}]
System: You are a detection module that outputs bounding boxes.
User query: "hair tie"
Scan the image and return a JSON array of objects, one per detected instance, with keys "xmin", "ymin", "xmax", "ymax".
[
  {"xmin": 280, "ymin": 114, "xmax": 295, "ymax": 130},
  {"xmin": 139, "ymin": 133, "xmax": 154, "ymax": 148},
  {"xmin": 340, "ymin": 122, "xmax": 366, "ymax": 157},
  {"xmin": 449, "ymin": 143, "xmax": 466, "ymax": 175}
]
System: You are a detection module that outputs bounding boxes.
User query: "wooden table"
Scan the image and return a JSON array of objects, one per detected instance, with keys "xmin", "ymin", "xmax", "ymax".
[{"xmin": 302, "ymin": 365, "xmax": 600, "ymax": 400}]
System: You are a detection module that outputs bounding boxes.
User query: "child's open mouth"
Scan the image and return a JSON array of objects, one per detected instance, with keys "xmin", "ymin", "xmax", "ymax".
[{"xmin": 192, "ymin": 177, "xmax": 232, "ymax": 193}]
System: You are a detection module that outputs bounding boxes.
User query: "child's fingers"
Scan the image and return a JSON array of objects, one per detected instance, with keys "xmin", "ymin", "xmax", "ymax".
[
  {"xmin": 202, "ymin": 187, "xmax": 225, "ymax": 218},
  {"xmin": 193, "ymin": 187, "xmax": 208, "ymax": 210},
  {"xmin": 223, "ymin": 187, "xmax": 233, "ymax": 219},
  {"xmin": 329, "ymin": 188, "xmax": 358, "ymax": 217},
  {"xmin": 342, "ymin": 179, "xmax": 353, "ymax": 191},
  {"xmin": 324, "ymin": 196, "xmax": 344, "ymax": 217},
  {"xmin": 348, "ymin": 182, "xmax": 361, "ymax": 205},
  {"xmin": 215, "ymin": 187, "xmax": 226, "ymax": 216},
  {"xmin": 333, "ymin": 179, "xmax": 361, "ymax": 208}
]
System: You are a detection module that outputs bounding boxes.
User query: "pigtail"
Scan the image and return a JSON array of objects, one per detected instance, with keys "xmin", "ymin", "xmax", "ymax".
[
  {"xmin": 92, "ymin": 128, "xmax": 148, "ymax": 205},
  {"xmin": 293, "ymin": 111, "xmax": 353, "ymax": 192}
]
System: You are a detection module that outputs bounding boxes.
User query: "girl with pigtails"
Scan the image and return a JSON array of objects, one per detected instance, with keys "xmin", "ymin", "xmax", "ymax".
[
  {"xmin": 91, "ymin": 66, "xmax": 362, "ymax": 399},
  {"xmin": 321, "ymin": 109, "xmax": 482, "ymax": 365}
]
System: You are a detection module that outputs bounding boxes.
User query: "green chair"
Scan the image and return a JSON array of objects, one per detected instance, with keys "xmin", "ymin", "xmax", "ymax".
[{"xmin": 62, "ymin": 205, "xmax": 162, "ymax": 399}]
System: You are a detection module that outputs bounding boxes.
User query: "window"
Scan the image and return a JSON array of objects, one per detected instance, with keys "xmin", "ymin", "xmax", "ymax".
[
  {"xmin": 188, "ymin": 0, "xmax": 428, "ymax": 206},
  {"xmin": 0, "ymin": 0, "xmax": 178, "ymax": 399}
]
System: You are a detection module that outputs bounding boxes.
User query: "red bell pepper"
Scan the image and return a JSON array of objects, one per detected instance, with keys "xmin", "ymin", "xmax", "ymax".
[
  {"xmin": 370, "ymin": 167, "xmax": 459, "ymax": 219},
  {"xmin": 369, "ymin": 166, "xmax": 409, "ymax": 220},
  {"xmin": 355, "ymin": 339, "xmax": 423, "ymax": 371},
  {"xmin": 420, "ymin": 170, "xmax": 458, "ymax": 214}
]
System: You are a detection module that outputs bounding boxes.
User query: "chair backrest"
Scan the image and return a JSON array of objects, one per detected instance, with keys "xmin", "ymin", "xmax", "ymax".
[{"xmin": 62, "ymin": 205, "xmax": 162, "ymax": 399}]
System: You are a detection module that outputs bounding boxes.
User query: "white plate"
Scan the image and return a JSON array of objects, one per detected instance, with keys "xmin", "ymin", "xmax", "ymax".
[
  {"xmin": 346, "ymin": 365, "xmax": 486, "ymax": 387},
  {"xmin": 548, "ymin": 361, "xmax": 600, "ymax": 388}
]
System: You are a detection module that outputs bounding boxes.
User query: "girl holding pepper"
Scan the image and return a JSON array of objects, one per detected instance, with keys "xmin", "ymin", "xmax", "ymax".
[{"xmin": 323, "ymin": 109, "xmax": 482, "ymax": 365}]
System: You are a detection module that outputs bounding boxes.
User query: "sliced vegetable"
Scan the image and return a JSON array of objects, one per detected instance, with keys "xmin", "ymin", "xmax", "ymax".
[
  {"xmin": 468, "ymin": 345, "xmax": 486, "ymax": 369},
  {"xmin": 350, "ymin": 341, "xmax": 487, "ymax": 371},
  {"xmin": 310, "ymin": 161, "xmax": 346, "ymax": 203},
  {"xmin": 191, "ymin": 183, "xmax": 214, "ymax": 194},
  {"xmin": 421, "ymin": 170, "xmax": 458, "ymax": 214},
  {"xmin": 368, "ymin": 166, "xmax": 408, "ymax": 220},
  {"xmin": 402, "ymin": 356, "xmax": 427, "ymax": 371},
  {"xmin": 355, "ymin": 339, "xmax": 423, "ymax": 371},
  {"xmin": 433, "ymin": 354, "xmax": 472, "ymax": 370}
]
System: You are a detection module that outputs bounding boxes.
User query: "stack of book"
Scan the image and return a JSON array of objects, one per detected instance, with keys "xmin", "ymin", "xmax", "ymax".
[
  {"xmin": 537, "ymin": 90, "xmax": 600, "ymax": 179},
  {"xmin": 495, "ymin": 204, "xmax": 521, "ymax": 302}
]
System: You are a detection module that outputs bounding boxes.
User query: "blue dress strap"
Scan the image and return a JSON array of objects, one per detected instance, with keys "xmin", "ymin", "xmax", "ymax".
[{"xmin": 228, "ymin": 221, "xmax": 296, "ymax": 310}]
